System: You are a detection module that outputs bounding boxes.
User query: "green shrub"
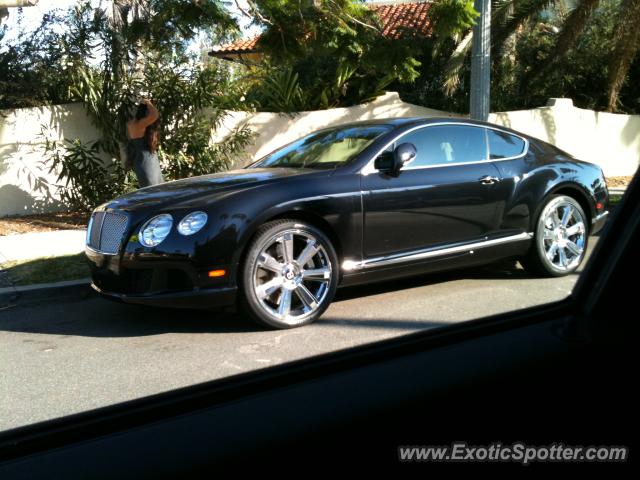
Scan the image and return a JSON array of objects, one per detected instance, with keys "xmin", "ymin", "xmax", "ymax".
[
  {"xmin": 28, "ymin": 1, "xmax": 253, "ymax": 211},
  {"xmin": 40, "ymin": 130, "xmax": 135, "ymax": 212}
]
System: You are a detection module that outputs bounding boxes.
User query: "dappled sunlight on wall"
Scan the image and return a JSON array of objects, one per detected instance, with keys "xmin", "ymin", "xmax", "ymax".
[{"xmin": 0, "ymin": 103, "xmax": 108, "ymax": 216}]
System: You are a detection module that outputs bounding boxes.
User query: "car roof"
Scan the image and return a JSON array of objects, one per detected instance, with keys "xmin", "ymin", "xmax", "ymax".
[
  {"xmin": 331, "ymin": 116, "xmax": 505, "ymax": 130},
  {"xmin": 316, "ymin": 117, "xmax": 536, "ymax": 144},
  {"xmin": 325, "ymin": 117, "xmax": 427, "ymax": 128}
]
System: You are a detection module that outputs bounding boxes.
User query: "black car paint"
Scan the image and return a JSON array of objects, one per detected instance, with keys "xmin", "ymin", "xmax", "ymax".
[{"xmin": 86, "ymin": 117, "xmax": 609, "ymax": 307}]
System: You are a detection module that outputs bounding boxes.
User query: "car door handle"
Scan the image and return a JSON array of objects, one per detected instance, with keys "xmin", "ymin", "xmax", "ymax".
[{"xmin": 478, "ymin": 175, "xmax": 500, "ymax": 185}]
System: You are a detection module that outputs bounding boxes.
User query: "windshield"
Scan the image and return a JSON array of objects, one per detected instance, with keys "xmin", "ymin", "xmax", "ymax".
[{"xmin": 250, "ymin": 125, "xmax": 393, "ymax": 169}]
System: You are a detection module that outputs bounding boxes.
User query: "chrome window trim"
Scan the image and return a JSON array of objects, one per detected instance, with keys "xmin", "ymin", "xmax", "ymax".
[
  {"xmin": 485, "ymin": 126, "xmax": 528, "ymax": 161},
  {"xmin": 342, "ymin": 232, "xmax": 534, "ymax": 271},
  {"xmin": 361, "ymin": 121, "xmax": 529, "ymax": 175}
]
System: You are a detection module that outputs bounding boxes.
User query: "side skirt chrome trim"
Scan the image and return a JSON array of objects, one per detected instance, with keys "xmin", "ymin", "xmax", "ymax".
[
  {"xmin": 342, "ymin": 232, "xmax": 534, "ymax": 272},
  {"xmin": 592, "ymin": 211, "xmax": 609, "ymax": 224}
]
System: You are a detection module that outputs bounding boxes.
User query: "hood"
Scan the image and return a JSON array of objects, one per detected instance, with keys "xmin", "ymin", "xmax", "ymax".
[{"xmin": 103, "ymin": 168, "xmax": 318, "ymax": 212}]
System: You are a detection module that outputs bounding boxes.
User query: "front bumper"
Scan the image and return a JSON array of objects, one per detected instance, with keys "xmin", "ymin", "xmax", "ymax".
[
  {"xmin": 91, "ymin": 282, "xmax": 237, "ymax": 309},
  {"xmin": 86, "ymin": 246, "xmax": 237, "ymax": 309}
]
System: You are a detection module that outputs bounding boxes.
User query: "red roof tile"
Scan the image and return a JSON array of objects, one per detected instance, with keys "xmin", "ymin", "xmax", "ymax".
[
  {"xmin": 211, "ymin": 1, "xmax": 433, "ymax": 55},
  {"xmin": 213, "ymin": 36, "xmax": 260, "ymax": 54},
  {"xmin": 376, "ymin": 1, "xmax": 433, "ymax": 39}
]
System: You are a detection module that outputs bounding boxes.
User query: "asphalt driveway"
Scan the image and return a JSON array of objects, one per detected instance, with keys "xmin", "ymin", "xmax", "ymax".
[{"xmin": 0, "ymin": 240, "xmax": 596, "ymax": 431}]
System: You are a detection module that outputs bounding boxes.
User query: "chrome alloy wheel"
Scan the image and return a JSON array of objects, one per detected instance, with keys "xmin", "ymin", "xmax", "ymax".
[
  {"xmin": 251, "ymin": 229, "xmax": 332, "ymax": 325},
  {"xmin": 540, "ymin": 198, "xmax": 587, "ymax": 272}
]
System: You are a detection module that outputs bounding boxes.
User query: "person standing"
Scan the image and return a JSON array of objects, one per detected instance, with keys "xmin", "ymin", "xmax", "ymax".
[{"xmin": 126, "ymin": 99, "xmax": 164, "ymax": 188}]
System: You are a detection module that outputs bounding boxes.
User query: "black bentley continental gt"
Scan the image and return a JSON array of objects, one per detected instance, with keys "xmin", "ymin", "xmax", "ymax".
[{"xmin": 86, "ymin": 117, "xmax": 610, "ymax": 328}]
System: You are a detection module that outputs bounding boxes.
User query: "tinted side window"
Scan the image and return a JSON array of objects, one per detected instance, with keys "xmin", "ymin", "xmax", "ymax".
[
  {"xmin": 400, "ymin": 125, "xmax": 487, "ymax": 168},
  {"xmin": 487, "ymin": 129, "xmax": 526, "ymax": 159}
]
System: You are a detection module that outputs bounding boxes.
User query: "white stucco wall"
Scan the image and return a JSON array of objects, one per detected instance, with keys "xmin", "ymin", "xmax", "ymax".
[
  {"xmin": 1, "ymin": 93, "xmax": 639, "ymax": 217},
  {"xmin": 216, "ymin": 94, "xmax": 640, "ymax": 176},
  {"xmin": 489, "ymin": 98, "xmax": 640, "ymax": 178},
  {"xmin": 0, "ymin": 103, "xmax": 111, "ymax": 217}
]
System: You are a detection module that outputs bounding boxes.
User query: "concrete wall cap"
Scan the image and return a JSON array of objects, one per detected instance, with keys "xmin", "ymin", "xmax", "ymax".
[{"xmin": 546, "ymin": 98, "xmax": 574, "ymax": 108}]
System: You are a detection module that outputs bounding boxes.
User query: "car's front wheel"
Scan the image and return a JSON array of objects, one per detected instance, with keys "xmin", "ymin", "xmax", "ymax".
[
  {"xmin": 521, "ymin": 195, "xmax": 589, "ymax": 277},
  {"xmin": 240, "ymin": 220, "xmax": 339, "ymax": 329}
]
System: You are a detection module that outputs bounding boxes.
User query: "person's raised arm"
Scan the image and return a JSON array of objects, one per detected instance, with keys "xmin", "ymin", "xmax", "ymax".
[{"xmin": 136, "ymin": 99, "xmax": 159, "ymax": 128}]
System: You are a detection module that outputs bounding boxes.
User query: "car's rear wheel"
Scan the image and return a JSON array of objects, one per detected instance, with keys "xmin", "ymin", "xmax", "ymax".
[
  {"xmin": 521, "ymin": 195, "xmax": 589, "ymax": 277},
  {"xmin": 240, "ymin": 220, "xmax": 339, "ymax": 329}
]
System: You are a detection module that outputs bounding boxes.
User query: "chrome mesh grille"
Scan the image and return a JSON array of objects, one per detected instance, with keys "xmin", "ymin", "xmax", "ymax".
[
  {"xmin": 89, "ymin": 212, "xmax": 104, "ymax": 248},
  {"xmin": 87, "ymin": 211, "xmax": 128, "ymax": 254}
]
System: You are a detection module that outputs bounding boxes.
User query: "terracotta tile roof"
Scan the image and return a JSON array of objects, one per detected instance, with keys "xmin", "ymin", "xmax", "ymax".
[
  {"xmin": 210, "ymin": 1, "xmax": 433, "ymax": 56},
  {"xmin": 376, "ymin": 1, "xmax": 433, "ymax": 39},
  {"xmin": 213, "ymin": 36, "xmax": 260, "ymax": 54}
]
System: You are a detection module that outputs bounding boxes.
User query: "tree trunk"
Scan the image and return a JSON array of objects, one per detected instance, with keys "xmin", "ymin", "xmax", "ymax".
[{"xmin": 606, "ymin": 0, "xmax": 640, "ymax": 111}]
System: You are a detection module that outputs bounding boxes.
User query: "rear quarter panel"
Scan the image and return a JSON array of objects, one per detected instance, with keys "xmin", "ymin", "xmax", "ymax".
[{"xmin": 492, "ymin": 139, "xmax": 607, "ymax": 233}]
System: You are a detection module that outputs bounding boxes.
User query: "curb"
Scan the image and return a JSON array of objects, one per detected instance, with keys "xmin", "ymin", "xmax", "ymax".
[
  {"xmin": 0, "ymin": 278, "xmax": 93, "ymax": 307},
  {"xmin": 608, "ymin": 186, "xmax": 627, "ymax": 196}
]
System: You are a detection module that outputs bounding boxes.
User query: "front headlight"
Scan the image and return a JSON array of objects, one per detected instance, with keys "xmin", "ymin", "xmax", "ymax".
[
  {"xmin": 139, "ymin": 214, "xmax": 173, "ymax": 247},
  {"xmin": 177, "ymin": 211, "xmax": 208, "ymax": 236}
]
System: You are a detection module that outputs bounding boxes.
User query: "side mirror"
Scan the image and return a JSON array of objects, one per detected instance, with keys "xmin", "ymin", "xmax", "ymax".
[
  {"xmin": 374, "ymin": 142, "xmax": 417, "ymax": 174},
  {"xmin": 374, "ymin": 150, "xmax": 395, "ymax": 172},
  {"xmin": 394, "ymin": 143, "xmax": 417, "ymax": 170}
]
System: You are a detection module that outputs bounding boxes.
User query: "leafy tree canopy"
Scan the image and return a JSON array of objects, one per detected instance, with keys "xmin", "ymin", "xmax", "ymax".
[
  {"xmin": 3, "ymin": 1, "xmax": 252, "ymax": 211},
  {"xmin": 243, "ymin": 0, "xmax": 424, "ymax": 111},
  {"xmin": 397, "ymin": 0, "xmax": 640, "ymax": 114}
]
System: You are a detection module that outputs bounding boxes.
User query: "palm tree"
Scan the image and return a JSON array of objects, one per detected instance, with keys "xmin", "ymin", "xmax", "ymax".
[
  {"xmin": 442, "ymin": 0, "xmax": 555, "ymax": 97},
  {"xmin": 605, "ymin": 0, "xmax": 640, "ymax": 111},
  {"xmin": 443, "ymin": 0, "xmax": 640, "ymax": 111}
]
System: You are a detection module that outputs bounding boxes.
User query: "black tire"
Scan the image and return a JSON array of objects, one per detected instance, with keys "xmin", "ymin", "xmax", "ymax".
[
  {"xmin": 520, "ymin": 195, "xmax": 589, "ymax": 277},
  {"xmin": 239, "ymin": 219, "xmax": 339, "ymax": 329}
]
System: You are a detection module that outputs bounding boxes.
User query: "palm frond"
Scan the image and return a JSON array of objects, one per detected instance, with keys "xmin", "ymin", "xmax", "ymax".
[
  {"xmin": 491, "ymin": 0, "xmax": 517, "ymax": 27},
  {"xmin": 491, "ymin": 0, "xmax": 558, "ymax": 55},
  {"xmin": 533, "ymin": 0, "xmax": 600, "ymax": 79},
  {"xmin": 442, "ymin": 31, "xmax": 473, "ymax": 96},
  {"xmin": 442, "ymin": 0, "xmax": 552, "ymax": 96}
]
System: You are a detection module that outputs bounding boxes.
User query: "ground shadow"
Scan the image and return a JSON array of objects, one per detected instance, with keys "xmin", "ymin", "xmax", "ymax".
[
  {"xmin": 0, "ymin": 259, "xmax": 553, "ymax": 339},
  {"xmin": 0, "ymin": 288, "xmax": 252, "ymax": 335},
  {"xmin": 0, "ymin": 294, "xmax": 450, "ymax": 337}
]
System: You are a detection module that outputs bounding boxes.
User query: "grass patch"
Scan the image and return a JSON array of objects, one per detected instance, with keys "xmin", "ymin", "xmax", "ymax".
[
  {"xmin": 0, "ymin": 253, "xmax": 89, "ymax": 286},
  {"xmin": 609, "ymin": 194, "xmax": 624, "ymax": 207}
]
